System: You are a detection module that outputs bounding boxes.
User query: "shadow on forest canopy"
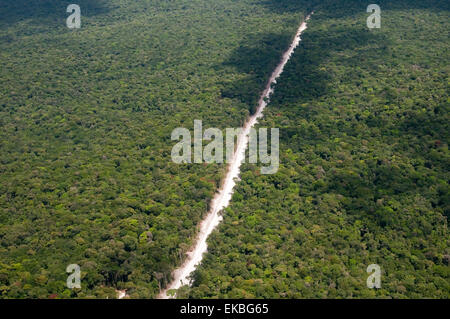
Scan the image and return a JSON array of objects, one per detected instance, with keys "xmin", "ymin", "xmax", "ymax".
[
  {"xmin": 219, "ymin": 21, "xmax": 390, "ymax": 113},
  {"xmin": 260, "ymin": 0, "xmax": 449, "ymax": 16}
]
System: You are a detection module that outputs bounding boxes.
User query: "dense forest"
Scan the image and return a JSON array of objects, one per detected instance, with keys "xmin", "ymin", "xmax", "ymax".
[
  {"xmin": 0, "ymin": 0, "xmax": 311, "ymax": 298},
  {"xmin": 183, "ymin": 0, "xmax": 450, "ymax": 298},
  {"xmin": 0, "ymin": 0, "xmax": 448, "ymax": 299}
]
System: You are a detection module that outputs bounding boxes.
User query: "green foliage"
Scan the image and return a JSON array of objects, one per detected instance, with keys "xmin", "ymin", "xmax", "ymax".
[
  {"xmin": 0, "ymin": 0, "xmax": 448, "ymax": 299},
  {"xmin": 186, "ymin": 0, "xmax": 449, "ymax": 299}
]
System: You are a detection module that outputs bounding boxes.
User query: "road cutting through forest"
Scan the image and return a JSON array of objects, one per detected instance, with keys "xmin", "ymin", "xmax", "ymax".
[{"xmin": 158, "ymin": 13, "xmax": 313, "ymax": 299}]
